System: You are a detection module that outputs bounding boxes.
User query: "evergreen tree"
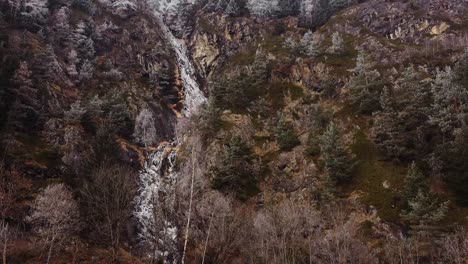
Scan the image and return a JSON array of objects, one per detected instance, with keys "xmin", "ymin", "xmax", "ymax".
[
  {"xmin": 354, "ymin": 49, "xmax": 373, "ymax": 74},
  {"xmin": 214, "ymin": 0, "xmax": 229, "ymax": 12},
  {"xmin": 274, "ymin": 116, "xmax": 300, "ymax": 151},
  {"xmin": 320, "ymin": 122, "xmax": 354, "ymax": 184},
  {"xmin": 348, "ymin": 69, "xmax": 384, "ymax": 114},
  {"xmin": 430, "ymin": 67, "xmax": 468, "ymax": 139},
  {"xmin": 299, "ymin": 0, "xmax": 329, "ymax": 29},
  {"xmin": 454, "ymin": 48, "xmax": 468, "ymax": 87},
  {"xmin": 277, "ymin": 0, "xmax": 300, "ymax": 17},
  {"xmin": 372, "ymin": 67, "xmax": 431, "ymax": 160},
  {"xmin": 7, "ymin": 62, "xmax": 42, "ymax": 133},
  {"xmin": 247, "ymin": 0, "xmax": 279, "ymax": 18},
  {"xmin": 210, "ymin": 74, "xmax": 253, "ymax": 110},
  {"xmin": 224, "ymin": 0, "xmax": 242, "ymax": 16},
  {"xmin": 33, "ymin": 45, "xmax": 62, "ymax": 83},
  {"xmin": 170, "ymin": 2, "xmax": 196, "ymax": 38},
  {"xmin": 209, "ymin": 136, "xmax": 259, "ymax": 200},
  {"xmin": 72, "ymin": 21, "xmax": 95, "ymax": 61},
  {"xmin": 79, "ymin": 59, "xmax": 94, "ymax": 82},
  {"xmin": 73, "ymin": 0, "xmax": 94, "ymax": 14},
  {"xmin": 283, "ymin": 36, "xmax": 298, "ymax": 51},
  {"xmin": 20, "ymin": 0, "xmax": 49, "ymax": 26},
  {"xmin": 400, "ymin": 162, "xmax": 448, "ymax": 226},
  {"xmin": 329, "ymin": 32, "xmax": 345, "ymax": 55},
  {"xmin": 372, "ymin": 86, "xmax": 407, "ymax": 159},
  {"xmin": 443, "ymin": 124, "xmax": 468, "ymax": 205},
  {"xmin": 401, "ymin": 189, "xmax": 449, "ymax": 225},
  {"xmin": 195, "ymin": 100, "xmax": 221, "ymax": 142},
  {"xmin": 51, "ymin": 6, "xmax": 72, "ymax": 47},
  {"xmin": 299, "ymin": 30, "xmax": 321, "ymax": 57},
  {"xmin": 402, "ymin": 162, "xmax": 427, "ymax": 201},
  {"xmin": 252, "ymin": 48, "xmax": 270, "ymax": 83}
]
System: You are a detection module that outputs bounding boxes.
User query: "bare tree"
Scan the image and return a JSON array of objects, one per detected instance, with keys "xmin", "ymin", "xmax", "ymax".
[
  {"xmin": 383, "ymin": 236, "xmax": 420, "ymax": 264},
  {"xmin": 28, "ymin": 183, "xmax": 80, "ymax": 264},
  {"xmin": 0, "ymin": 221, "xmax": 9, "ymax": 264},
  {"xmin": 253, "ymin": 200, "xmax": 321, "ymax": 264},
  {"xmin": 315, "ymin": 204, "xmax": 376, "ymax": 264},
  {"xmin": 181, "ymin": 149, "xmax": 196, "ymax": 264},
  {"xmin": 80, "ymin": 163, "xmax": 136, "ymax": 259},
  {"xmin": 436, "ymin": 228, "xmax": 468, "ymax": 264}
]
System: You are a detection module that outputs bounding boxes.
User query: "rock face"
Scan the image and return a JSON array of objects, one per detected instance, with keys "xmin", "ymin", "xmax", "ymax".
[
  {"xmin": 348, "ymin": 0, "xmax": 468, "ymax": 44},
  {"xmin": 190, "ymin": 14, "xmax": 258, "ymax": 78},
  {"xmin": 191, "ymin": 32, "xmax": 220, "ymax": 78}
]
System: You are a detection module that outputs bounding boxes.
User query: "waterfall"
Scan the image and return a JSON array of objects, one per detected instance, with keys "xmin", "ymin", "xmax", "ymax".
[{"xmin": 134, "ymin": 1, "xmax": 206, "ymax": 262}]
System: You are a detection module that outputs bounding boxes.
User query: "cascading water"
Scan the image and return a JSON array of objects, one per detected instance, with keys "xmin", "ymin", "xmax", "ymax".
[{"xmin": 134, "ymin": 1, "xmax": 206, "ymax": 262}]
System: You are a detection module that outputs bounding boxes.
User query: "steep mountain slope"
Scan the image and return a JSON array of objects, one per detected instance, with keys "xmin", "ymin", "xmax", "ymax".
[{"xmin": 0, "ymin": 0, "xmax": 468, "ymax": 263}]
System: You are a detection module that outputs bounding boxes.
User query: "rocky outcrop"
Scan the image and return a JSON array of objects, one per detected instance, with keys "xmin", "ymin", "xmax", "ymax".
[
  {"xmin": 190, "ymin": 14, "xmax": 258, "ymax": 78},
  {"xmin": 191, "ymin": 32, "xmax": 220, "ymax": 78}
]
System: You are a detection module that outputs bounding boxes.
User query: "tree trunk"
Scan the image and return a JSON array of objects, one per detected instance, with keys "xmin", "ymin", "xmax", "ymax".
[
  {"xmin": 202, "ymin": 213, "xmax": 213, "ymax": 264},
  {"xmin": 2, "ymin": 224, "xmax": 7, "ymax": 264},
  {"xmin": 47, "ymin": 237, "xmax": 55, "ymax": 264},
  {"xmin": 182, "ymin": 149, "xmax": 196, "ymax": 264}
]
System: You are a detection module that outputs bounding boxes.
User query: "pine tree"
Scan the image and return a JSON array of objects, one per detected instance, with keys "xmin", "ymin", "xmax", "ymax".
[
  {"xmin": 64, "ymin": 100, "xmax": 86, "ymax": 123},
  {"xmin": 79, "ymin": 59, "xmax": 94, "ymax": 82},
  {"xmin": 52, "ymin": 6, "xmax": 72, "ymax": 47},
  {"xmin": 299, "ymin": 0, "xmax": 329, "ymax": 29},
  {"xmin": 224, "ymin": 0, "xmax": 241, "ymax": 16},
  {"xmin": 252, "ymin": 48, "xmax": 270, "ymax": 83},
  {"xmin": 283, "ymin": 36, "xmax": 298, "ymax": 51},
  {"xmin": 72, "ymin": 21, "xmax": 95, "ymax": 60},
  {"xmin": 372, "ymin": 67, "xmax": 431, "ymax": 160},
  {"xmin": 300, "ymin": 30, "xmax": 321, "ymax": 57},
  {"xmin": 20, "ymin": 0, "xmax": 49, "ymax": 25},
  {"xmin": 209, "ymin": 136, "xmax": 259, "ymax": 200},
  {"xmin": 7, "ymin": 62, "xmax": 42, "ymax": 133},
  {"xmin": 214, "ymin": 0, "xmax": 229, "ymax": 12},
  {"xmin": 73, "ymin": 0, "xmax": 93, "ymax": 14},
  {"xmin": 354, "ymin": 49, "xmax": 373, "ymax": 74},
  {"xmin": 329, "ymin": 32, "xmax": 345, "ymax": 55},
  {"xmin": 402, "ymin": 162, "xmax": 427, "ymax": 201},
  {"xmin": 274, "ymin": 116, "xmax": 300, "ymax": 151},
  {"xmin": 277, "ymin": 0, "xmax": 300, "ymax": 17},
  {"xmin": 329, "ymin": 0, "xmax": 352, "ymax": 9},
  {"xmin": 401, "ymin": 189, "xmax": 449, "ymax": 225},
  {"xmin": 320, "ymin": 122, "xmax": 354, "ymax": 184},
  {"xmin": 33, "ymin": 45, "xmax": 62, "ymax": 83},
  {"xmin": 429, "ymin": 67, "xmax": 468, "ymax": 138},
  {"xmin": 372, "ymin": 87, "xmax": 406, "ymax": 159},
  {"xmin": 170, "ymin": 2, "xmax": 196, "ymax": 38},
  {"xmin": 111, "ymin": 0, "xmax": 137, "ymax": 15},
  {"xmin": 247, "ymin": 0, "xmax": 279, "ymax": 18},
  {"xmin": 443, "ymin": 124, "xmax": 468, "ymax": 205},
  {"xmin": 348, "ymin": 69, "xmax": 384, "ymax": 114},
  {"xmin": 454, "ymin": 48, "xmax": 468, "ymax": 87},
  {"xmin": 400, "ymin": 162, "xmax": 449, "ymax": 226}
]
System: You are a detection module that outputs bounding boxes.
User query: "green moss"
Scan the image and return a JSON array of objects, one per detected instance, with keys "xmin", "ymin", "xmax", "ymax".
[
  {"xmin": 261, "ymin": 35, "xmax": 290, "ymax": 57},
  {"xmin": 347, "ymin": 130, "xmax": 406, "ymax": 222},
  {"xmin": 360, "ymin": 220, "xmax": 375, "ymax": 238}
]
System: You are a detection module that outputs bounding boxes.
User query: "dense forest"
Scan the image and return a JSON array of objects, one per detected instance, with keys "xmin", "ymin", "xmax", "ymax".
[{"xmin": 0, "ymin": 0, "xmax": 468, "ymax": 263}]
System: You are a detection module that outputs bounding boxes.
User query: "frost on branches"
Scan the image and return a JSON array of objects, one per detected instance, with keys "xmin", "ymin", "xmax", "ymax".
[{"xmin": 134, "ymin": 144, "xmax": 180, "ymax": 263}]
